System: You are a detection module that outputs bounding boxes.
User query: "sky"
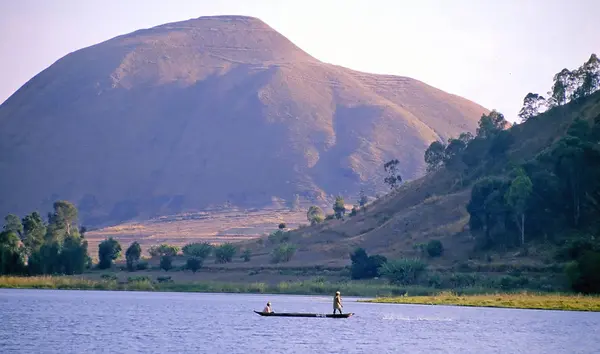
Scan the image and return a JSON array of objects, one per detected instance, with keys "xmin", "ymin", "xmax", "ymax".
[{"xmin": 1, "ymin": 0, "xmax": 598, "ymax": 122}]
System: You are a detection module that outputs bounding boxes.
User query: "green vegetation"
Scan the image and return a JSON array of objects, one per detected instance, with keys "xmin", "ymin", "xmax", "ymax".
[
  {"xmin": 307, "ymin": 206, "xmax": 324, "ymax": 225},
  {"xmin": 426, "ymin": 240, "xmax": 443, "ymax": 257},
  {"xmin": 98, "ymin": 237, "xmax": 122, "ymax": 269},
  {"xmin": 241, "ymin": 249, "xmax": 252, "ymax": 262},
  {"xmin": 361, "ymin": 292, "xmax": 600, "ymax": 312},
  {"xmin": 125, "ymin": 241, "xmax": 141, "ymax": 271},
  {"xmin": 333, "ymin": 196, "xmax": 346, "ymax": 219},
  {"xmin": 182, "ymin": 242, "xmax": 212, "ymax": 259},
  {"xmin": 350, "ymin": 248, "xmax": 387, "ymax": 279},
  {"xmin": 271, "ymin": 243, "xmax": 297, "ymax": 263},
  {"xmin": 383, "ymin": 159, "xmax": 402, "ymax": 189},
  {"xmin": 214, "ymin": 243, "xmax": 237, "ymax": 263}
]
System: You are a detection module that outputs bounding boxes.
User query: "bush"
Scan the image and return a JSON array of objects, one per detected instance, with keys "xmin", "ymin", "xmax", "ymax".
[
  {"xmin": 278, "ymin": 223, "xmax": 286, "ymax": 230},
  {"xmin": 182, "ymin": 242, "xmax": 213, "ymax": 259},
  {"xmin": 271, "ymin": 243, "xmax": 297, "ymax": 263},
  {"xmin": 215, "ymin": 243, "xmax": 237, "ymax": 263},
  {"xmin": 426, "ymin": 240, "xmax": 444, "ymax": 257},
  {"xmin": 136, "ymin": 261, "xmax": 149, "ymax": 270},
  {"xmin": 349, "ymin": 248, "xmax": 387, "ymax": 279},
  {"xmin": 379, "ymin": 258, "xmax": 427, "ymax": 285},
  {"xmin": 241, "ymin": 249, "xmax": 252, "ymax": 262},
  {"xmin": 186, "ymin": 257, "xmax": 203, "ymax": 273},
  {"xmin": 268, "ymin": 230, "xmax": 289, "ymax": 244},
  {"xmin": 100, "ymin": 273, "xmax": 117, "ymax": 281},
  {"xmin": 149, "ymin": 244, "xmax": 179, "ymax": 258},
  {"xmin": 128, "ymin": 275, "xmax": 151, "ymax": 283},
  {"xmin": 160, "ymin": 255, "xmax": 173, "ymax": 271},
  {"xmin": 566, "ymin": 251, "xmax": 600, "ymax": 294},
  {"xmin": 156, "ymin": 276, "xmax": 173, "ymax": 283}
]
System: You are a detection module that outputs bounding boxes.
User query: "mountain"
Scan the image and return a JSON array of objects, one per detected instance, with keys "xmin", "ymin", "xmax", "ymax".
[{"xmin": 0, "ymin": 15, "xmax": 488, "ymax": 226}]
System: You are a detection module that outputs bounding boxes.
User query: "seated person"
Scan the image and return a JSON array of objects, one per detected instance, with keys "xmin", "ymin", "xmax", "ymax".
[{"xmin": 263, "ymin": 302, "xmax": 273, "ymax": 313}]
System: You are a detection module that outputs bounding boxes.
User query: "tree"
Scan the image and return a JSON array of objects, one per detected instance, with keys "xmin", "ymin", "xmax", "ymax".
[
  {"xmin": 467, "ymin": 177, "xmax": 512, "ymax": 249},
  {"xmin": 548, "ymin": 68, "xmax": 576, "ymax": 106},
  {"xmin": 22, "ymin": 212, "xmax": 46, "ymax": 253},
  {"xmin": 572, "ymin": 54, "xmax": 600, "ymax": 100},
  {"xmin": 518, "ymin": 93, "xmax": 546, "ymax": 121},
  {"xmin": 505, "ymin": 169, "xmax": 533, "ymax": 245},
  {"xmin": 0, "ymin": 230, "xmax": 26, "ymax": 275},
  {"xmin": 182, "ymin": 242, "xmax": 212, "ymax": 259},
  {"xmin": 3, "ymin": 214, "xmax": 23, "ymax": 237},
  {"xmin": 186, "ymin": 257, "xmax": 203, "ymax": 272},
  {"xmin": 333, "ymin": 196, "xmax": 346, "ymax": 219},
  {"xmin": 51, "ymin": 201, "xmax": 78, "ymax": 236},
  {"xmin": 476, "ymin": 110, "xmax": 507, "ymax": 139},
  {"xmin": 125, "ymin": 241, "xmax": 142, "ymax": 271},
  {"xmin": 350, "ymin": 248, "xmax": 387, "ymax": 279},
  {"xmin": 149, "ymin": 244, "xmax": 179, "ymax": 258},
  {"xmin": 426, "ymin": 240, "xmax": 444, "ymax": 257},
  {"xmin": 215, "ymin": 243, "xmax": 236, "ymax": 263},
  {"xmin": 270, "ymin": 243, "xmax": 296, "ymax": 263},
  {"xmin": 60, "ymin": 234, "xmax": 89, "ymax": 275},
  {"xmin": 424, "ymin": 141, "xmax": 446, "ymax": 172},
  {"xmin": 307, "ymin": 206, "xmax": 324, "ymax": 225},
  {"xmin": 383, "ymin": 159, "xmax": 402, "ymax": 189},
  {"xmin": 98, "ymin": 237, "xmax": 122, "ymax": 269},
  {"xmin": 160, "ymin": 255, "xmax": 173, "ymax": 271},
  {"xmin": 358, "ymin": 189, "xmax": 368, "ymax": 207}
]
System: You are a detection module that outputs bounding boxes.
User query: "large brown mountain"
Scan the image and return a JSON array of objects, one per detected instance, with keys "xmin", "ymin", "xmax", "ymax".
[{"xmin": 0, "ymin": 15, "xmax": 488, "ymax": 226}]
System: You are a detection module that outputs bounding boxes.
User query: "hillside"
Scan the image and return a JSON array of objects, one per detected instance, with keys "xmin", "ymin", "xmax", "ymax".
[
  {"xmin": 234, "ymin": 90, "xmax": 600, "ymax": 268},
  {"xmin": 0, "ymin": 15, "xmax": 487, "ymax": 226}
]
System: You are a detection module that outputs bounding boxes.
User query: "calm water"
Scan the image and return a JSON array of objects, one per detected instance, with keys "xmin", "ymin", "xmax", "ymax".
[{"xmin": 1, "ymin": 289, "xmax": 599, "ymax": 353}]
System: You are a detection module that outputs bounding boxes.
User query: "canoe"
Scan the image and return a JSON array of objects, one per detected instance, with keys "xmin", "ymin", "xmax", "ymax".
[{"xmin": 254, "ymin": 310, "xmax": 353, "ymax": 318}]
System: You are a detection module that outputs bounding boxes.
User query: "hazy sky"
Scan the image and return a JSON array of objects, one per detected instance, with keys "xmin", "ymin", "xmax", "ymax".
[{"xmin": 1, "ymin": 0, "xmax": 598, "ymax": 122}]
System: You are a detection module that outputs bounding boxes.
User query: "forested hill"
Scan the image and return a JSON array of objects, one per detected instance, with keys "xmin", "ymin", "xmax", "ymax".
[{"xmin": 237, "ymin": 53, "xmax": 600, "ymax": 293}]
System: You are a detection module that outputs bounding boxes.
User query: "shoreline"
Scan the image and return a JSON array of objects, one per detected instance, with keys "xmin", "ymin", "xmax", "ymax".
[
  {"xmin": 359, "ymin": 292, "xmax": 600, "ymax": 312},
  {"xmin": 2, "ymin": 276, "xmax": 599, "ymax": 312}
]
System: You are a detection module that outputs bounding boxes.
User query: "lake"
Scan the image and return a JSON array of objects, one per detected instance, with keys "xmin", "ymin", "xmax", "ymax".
[{"xmin": 1, "ymin": 289, "xmax": 599, "ymax": 353}]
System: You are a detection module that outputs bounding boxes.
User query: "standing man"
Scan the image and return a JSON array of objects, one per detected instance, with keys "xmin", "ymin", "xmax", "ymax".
[{"xmin": 333, "ymin": 291, "xmax": 343, "ymax": 314}]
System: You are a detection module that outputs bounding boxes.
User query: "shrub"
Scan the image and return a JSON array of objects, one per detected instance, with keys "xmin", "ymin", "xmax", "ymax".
[
  {"xmin": 379, "ymin": 258, "xmax": 427, "ymax": 285},
  {"xmin": 566, "ymin": 251, "xmax": 600, "ymax": 294},
  {"xmin": 160, "ymin": 255, "xmax": 173, "ymax": 271},
  {"xmin": 100, "ymin": 273, "xmax": 117, "ymax": 281},
  {"xmin": 241, "ymin": 249, "xmax": 252, "ymax": 262},
  {"xmin": 125, "ymin": 241, "xmax": 142, "ymax": 271},
  {"xmin": 136, "ymin": 261, "xmax": 149, "ymax": 270},
  {"xmin": 149, "ymin": 244, "xmax": 179, "ymax": 258},
  {"xmin": 349, "ymin": 248, "xmax": 387, "ymax": 279},
  {"xmin": 128, "ymin": 275, "xmax": 151, "ymax": 283},
  {"xmin": 278, "ymin": 223, "xmax": 286, "ymax": 230},
  {"xmin": 182, "ymin": 242, "xmax": 213, "ymax": 259},
  {"xmin": 271, "ymin": 243, "xmax": 297, "ymax": 263},
  {"xmin": 156, "ymin": 276, "xmax": 173, "ymax": 283},
  {"xmin": 426, "ymin": 240, "xmax": 444, "ymax": 257},
  {"xmin": 186, "ymin": 257, "xmax": 203, "ymax": 273},
  {"xmin": 215, "ymin": 243, "xmax": 237, "ymax": 263},
  {"xmin": 268, "ymin": 230, "xmax": 289, "ymax": 244},
  {"xmin": 325, "ymin": 214, "xmax": 335, "ymax": 221}
]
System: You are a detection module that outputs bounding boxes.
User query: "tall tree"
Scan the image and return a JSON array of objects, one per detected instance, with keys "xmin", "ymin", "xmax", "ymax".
[
  {"xmin": 518, "ymin": 93, "xmax": 546, "ymax": 121},
  {"xmin": 3, "ymin": 214, "xmax": 23, "ymax": 238},
  {"xmin": 476, "ymin": 110, "xmax": 507, "ymax": 139},
  {"xmin": 358, "ymin": 189, "xmax": 368, "ymax": 207},
  {"xmin": 383, "ymin": 159, "xmax": 402, "ymax": 189},
  {"xmin": 21, "ymin": 212, "xmax": 46, "ymax": 253},
  {"xmin": 424, "ymin": 141, "xmax": 446, "ymax": 172},
  {"xmin": 548, "ymin": 68, "xmax": 576, "ymax": 106},
  {"xmin": 52, "ymin": 201, "xmax": 78, "ymax": 236},
  {"xmin": 573, "ymin": 53, "xmax": 600, "ymax": 99},
  {"xmin": 505, "ymin": 169, "xmax": 533, "ymax": 245},
  {"xmin": 125, "ymin": 241, "xmax": 142, "ymax": 271},
  {"xmin": 333, "ymin": 196, "xmax": 346, "ymax": 219}
]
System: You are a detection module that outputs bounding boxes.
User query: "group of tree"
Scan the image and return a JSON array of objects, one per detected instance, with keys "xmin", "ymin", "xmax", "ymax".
[
  {"xmin": 518, "ymin": 53, "xmax": 599, "ymax": 121},
  {"xmin": 0, "ymin": 201, "xmax": 90, "ymax": 276}
]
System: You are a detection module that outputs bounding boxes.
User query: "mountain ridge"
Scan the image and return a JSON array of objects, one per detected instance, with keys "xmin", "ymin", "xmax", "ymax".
[{"xmin": 0, "ymin": 15, "xmax": 488, "ymax": 226}]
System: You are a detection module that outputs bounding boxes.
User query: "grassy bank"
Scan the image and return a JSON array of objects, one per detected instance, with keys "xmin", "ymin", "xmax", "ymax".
[
  {"xmin": 0, "ymin": 276, "xmax": 438, "ymax": 297},
  {"xmin": 360, "ymin": 292, "xmax": 600, "ymax": 312}
]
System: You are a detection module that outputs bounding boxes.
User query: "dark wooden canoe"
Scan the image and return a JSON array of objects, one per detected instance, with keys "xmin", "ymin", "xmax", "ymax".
[{"xmin": 254, "ymin": 310, "xmax": 353, "ymax": 318}]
